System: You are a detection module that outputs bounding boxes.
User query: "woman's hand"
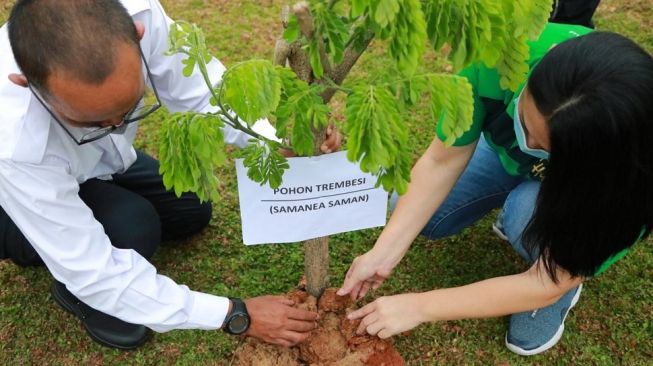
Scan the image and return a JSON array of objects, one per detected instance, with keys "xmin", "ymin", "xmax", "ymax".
[
  {"xmin": 347, "ymin": 293, "xmax": 425, "ymax": 339},
  {"xmin": 337, "ymin": 249, "xmax": 400, "ymax": 300}
]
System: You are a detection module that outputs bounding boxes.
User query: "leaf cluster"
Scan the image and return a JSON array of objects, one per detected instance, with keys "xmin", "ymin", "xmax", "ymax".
[
  {"xmin": 274, "ymin": 68, "xmax": 330, "ymax": 156},
  {"xmin": 285, "ymin": 1, "xmax": 551, "ymax": 90},
  {"xmin": 160, "ymin": 0, "xmax": 551, "ymax": 200},
  {"xmin": 159, "ymin": 113, "xmax": 225, "ymax": 203},
  {"xmin": 423, "ymin": 0, "xmax": 553, "ymax": 90},
  {"xmin": 161, "ymin": 23, "xmax": 331, "ymax": 199}
]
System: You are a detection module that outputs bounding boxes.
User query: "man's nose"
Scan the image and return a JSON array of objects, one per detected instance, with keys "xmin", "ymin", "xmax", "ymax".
[{"xmin": 99, "ymin": 118, "xmax": 125, "ymax": 128}]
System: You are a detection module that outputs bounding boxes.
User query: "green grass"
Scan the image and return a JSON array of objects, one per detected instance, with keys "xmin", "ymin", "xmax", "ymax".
[{"xmin": 1, "ymin": 0, "xmax": 652, "ymax": 365}]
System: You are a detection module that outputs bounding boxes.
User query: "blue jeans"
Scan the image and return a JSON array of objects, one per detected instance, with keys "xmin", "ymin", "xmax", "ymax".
[{"xmin": 391, "ymin": 136, "xmax": 540, "ymax": 262}]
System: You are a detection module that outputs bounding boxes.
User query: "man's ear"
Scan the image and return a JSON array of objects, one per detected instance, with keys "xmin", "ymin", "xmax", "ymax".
[
  {"xmin": 8, "ymin": 73, "xmax": 28, "ymax": 88},
  {"xmin": 134, "ymin": 21, "xmax": 145, "ymax": 40}
]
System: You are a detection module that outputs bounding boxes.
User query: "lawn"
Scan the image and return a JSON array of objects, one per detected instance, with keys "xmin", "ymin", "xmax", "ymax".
[{"xmin": 0, "ymin": 0, "xmax": 651, "ymax": 365}]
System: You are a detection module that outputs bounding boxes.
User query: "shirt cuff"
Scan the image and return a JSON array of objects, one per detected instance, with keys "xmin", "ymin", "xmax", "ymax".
[{"xmin": 187, "ymin": 291, "xmax": 230, "ymax": 330}]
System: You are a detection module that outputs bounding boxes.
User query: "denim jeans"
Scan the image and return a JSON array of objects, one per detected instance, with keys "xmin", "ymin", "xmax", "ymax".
[{"xmin": 391, "ymin": 136, "xmax": 541, "ymax": 262}]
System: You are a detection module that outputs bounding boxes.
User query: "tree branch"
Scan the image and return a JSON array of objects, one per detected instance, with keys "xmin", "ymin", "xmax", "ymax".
[
  {"xmin": 293, "ymin": 1, "xmax": 314, "ymax": 38},
  {"xmin": 292, "ymin": 1, "xmax": 333, "ymax": 78},
  {"xmin": 320, "ymin": 32, "xmax": 375, "ymax": 103},
  {"xmin": 274, "ymin": 39, "xmax": 291, "ymax": 66}
]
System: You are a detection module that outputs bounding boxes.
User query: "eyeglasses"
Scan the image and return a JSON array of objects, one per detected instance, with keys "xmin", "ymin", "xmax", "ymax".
[{"xmin": 29, "ymin": 46, "xmax": 161, "ymax": 145}]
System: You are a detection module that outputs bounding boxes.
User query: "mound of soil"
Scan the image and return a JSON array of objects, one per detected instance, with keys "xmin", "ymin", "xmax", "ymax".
[{"xmin": 234, "ymin": 288, "xmax": 405, "ymax": 366}]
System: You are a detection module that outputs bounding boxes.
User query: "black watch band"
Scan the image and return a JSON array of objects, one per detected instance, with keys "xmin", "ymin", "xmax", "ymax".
[{"xmin": 223, "ymin": 298, "xmax": 250, "ymax": 335}]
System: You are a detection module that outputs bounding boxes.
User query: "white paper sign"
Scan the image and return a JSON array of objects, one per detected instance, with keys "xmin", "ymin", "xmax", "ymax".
[{"xmin": 235, "ymin": 151, "xmax": 388, "ymax": 245}]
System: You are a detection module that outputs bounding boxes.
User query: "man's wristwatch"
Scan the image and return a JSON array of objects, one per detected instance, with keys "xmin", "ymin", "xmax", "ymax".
[{"xmin": 222, "ymin": 298, "xmax": 250, "ymax": 335}]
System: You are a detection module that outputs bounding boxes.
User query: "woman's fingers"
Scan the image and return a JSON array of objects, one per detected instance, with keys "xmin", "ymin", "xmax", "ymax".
[
  {"xmin": 338, "ymin": 262, "xmax": 360, "ymax": 296},
  {"xmin": 358, "ymin": 281, "xmax": 372, "ymax": 300},
  {"xmin": 348, "ymin": 301, "xmax": 376, "ymax": 321},
  {"xmin": 356, "ymin": 313, "xmax": 378, "ymax": 335}
]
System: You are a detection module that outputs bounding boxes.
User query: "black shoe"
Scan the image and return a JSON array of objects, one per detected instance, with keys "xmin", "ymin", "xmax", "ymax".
[{"xmin": 51, "ymin": 281, "xmax": 151, "ymax": 350}]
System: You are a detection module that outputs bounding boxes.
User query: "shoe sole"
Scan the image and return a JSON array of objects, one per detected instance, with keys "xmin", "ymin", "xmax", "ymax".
[
  {"xmin": 505, "ymin": 284, "xmax": 583, "ymax": 356},
  {"xmin": 51, "ymin": 283, "xmax": 150, "ymax": 350}
]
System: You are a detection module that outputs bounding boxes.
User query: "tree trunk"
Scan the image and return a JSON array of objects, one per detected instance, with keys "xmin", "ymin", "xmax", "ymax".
[
  {"xmin": 303, "ymin": 120, "xmax": 330, "ymax": 298},
  {"xmin": 304, "ymin": 237, "xmax": 329, "ymax": 298},
  {"xmin": 274, "ymin": 1, "xmax": 373, "ymax": 298}
]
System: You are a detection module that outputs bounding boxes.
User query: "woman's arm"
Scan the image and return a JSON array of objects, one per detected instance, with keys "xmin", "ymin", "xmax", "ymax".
[
  {"xmin": 376, "ymin": 138, "xmax": 477, "ymax": 265},
  {"xmin": 418, "ymin": 260, "xmax": 584, "ymax": 321},
  {"xmin": 338, "ymin": 137, "xmax": 477, "ymax": 299},
  {"xmin": 348, "ymin": 260, "xmax": 584, "ymax": 338}
]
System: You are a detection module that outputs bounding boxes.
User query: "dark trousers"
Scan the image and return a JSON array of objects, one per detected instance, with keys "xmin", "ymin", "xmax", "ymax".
[
  {"xmin": 550, "ymin": 0, "xmax": 601, "ymax": 28},
  {"xmin": 0, "ymin": 150, "xmax": 212, "ymax": 267}
]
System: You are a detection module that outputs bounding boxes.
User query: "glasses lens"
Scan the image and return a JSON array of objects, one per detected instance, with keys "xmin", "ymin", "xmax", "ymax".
[
  {"xmin": 126, "ymin": 100, "xmax": 154, "ymax": 120},
  {"xmin": 81, "ymin": 127, "xmax": 114, "ymax": 143},
  {"xmin": 123, "ymin": 76, "xmax": 160, "ymax": 122}
]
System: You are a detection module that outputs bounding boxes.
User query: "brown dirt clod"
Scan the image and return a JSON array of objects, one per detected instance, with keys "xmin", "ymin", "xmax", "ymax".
[{"xmin": 234, "ymin": 287, "xmax": 406, "ymax": 366}]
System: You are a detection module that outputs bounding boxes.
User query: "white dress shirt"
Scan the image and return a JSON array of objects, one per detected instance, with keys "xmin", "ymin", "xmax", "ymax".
[{"xmin": 0, "ymin": 0, "xmax": 268, "ymax": 332}]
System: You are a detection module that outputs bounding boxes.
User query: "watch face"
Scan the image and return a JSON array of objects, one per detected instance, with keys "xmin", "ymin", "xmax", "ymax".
[{"xmin": 229, "ymin": 314, "xmax": 250, "ymax": 334}]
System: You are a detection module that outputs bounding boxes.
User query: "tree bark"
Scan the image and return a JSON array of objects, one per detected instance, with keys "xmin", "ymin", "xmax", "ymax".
[{"xmin": 303, "ymin": 237, "xmax": 329, "ymax": 298}]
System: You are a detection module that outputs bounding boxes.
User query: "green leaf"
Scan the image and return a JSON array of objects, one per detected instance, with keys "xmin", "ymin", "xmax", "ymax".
[
  {"xmin": 273, "ymin": 67, "xmax": 329, "ymax": 157},
  {"xmin": 495, "ymin": 34, "xmax": 531, "ymax": 91},
  {"xmin": 240, "ymin": 142, "xmax": 289, "ymax": 189},
  {"xmin": 312, "ymin": 3, "xmax": 349, "ymax": 65},
  {"xmin": 307, "ymin": 37, "xmax": 324, "ymax": 79},
  {"xmin": 345, "ymin": 84, "xmax": 411, "ymax": 192},
  {"xmin": 222, "ymin": 60, "xmax": 282, "ymax": 125},
  {"xmin": 426, "ymin": 74, "xmax": 474, "ymax": 146},
  {"xmin": 181, "ymin": 57, "xmax": 196, "ymax": 77},
  {"xmin": 373, "ymin": 0, "xmax": 401, "ymax": 28},
  {"xmin": 351, "ymin": 0, "xmax": 370, "ymax": 18},
  {"xmin": 385, "ymin": 0, "xmax": 427, "ymax": 76},
  {"xmin": 159, "ymin": 113, "xmax": 226, "ymax": 203},
  {"xmin": 421, "ymin": 0, "xmax": 552, "ymax": 90},
  {"xmin": 166, "ymin": 21, "xmax": 213, "ymax": 76},
  {"xmin": 283, "ymin": 15, "xmax": 301, "ymax": 43}
]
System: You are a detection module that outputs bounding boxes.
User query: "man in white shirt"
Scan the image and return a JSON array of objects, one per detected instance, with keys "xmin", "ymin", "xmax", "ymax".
[{"xmin": 0, "ymin": 0, "xmax": 338, "ymax": 350}]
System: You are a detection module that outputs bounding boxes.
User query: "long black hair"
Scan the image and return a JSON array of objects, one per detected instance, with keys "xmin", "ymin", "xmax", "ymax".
[{"xmin": 523, "ymin": 32, "xmax": 653, "ymax": 282}]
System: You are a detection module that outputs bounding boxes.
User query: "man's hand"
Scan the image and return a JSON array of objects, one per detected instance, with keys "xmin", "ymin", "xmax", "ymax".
[
  {"xmin": 279, "ymin": 124, "xmax": 343, "ymax": 157},
  {"xmin": 244, "ymin": 295, "xmax": 318, "ymax": 347},
  {"xmin": 320, "ymin": 124, "xmax": 343, "ymax": 154},
  {"xmin": 347, "ymin": 293, "xmax": 424, "ymax": 339}
]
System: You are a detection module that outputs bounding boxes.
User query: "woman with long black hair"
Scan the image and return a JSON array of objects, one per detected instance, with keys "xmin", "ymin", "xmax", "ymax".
[{"xmin": 338, "ymin": 23, "xmax": 653, "ymax": 356}]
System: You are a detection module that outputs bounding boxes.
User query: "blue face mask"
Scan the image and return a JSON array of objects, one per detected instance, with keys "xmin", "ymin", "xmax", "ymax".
[{"xmin": 513, "ymin": 95, "xmax": 550, "ymax": 160}]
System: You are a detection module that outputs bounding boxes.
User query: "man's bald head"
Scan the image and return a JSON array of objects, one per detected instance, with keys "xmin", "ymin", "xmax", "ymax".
[{"xmin": 8, "ymin": 0, "xmax": 139, "ymax": 94}]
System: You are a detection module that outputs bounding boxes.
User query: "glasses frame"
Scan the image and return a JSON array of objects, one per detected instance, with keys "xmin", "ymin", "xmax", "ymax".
[{"xmin": 29, "ymin": 46, "xmax": 162, "ymax": 146}]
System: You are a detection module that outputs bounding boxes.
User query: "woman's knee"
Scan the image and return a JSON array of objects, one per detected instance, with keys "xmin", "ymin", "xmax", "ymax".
[
  {"xmin": 498, "ymin": 181, "xmax": 541, "ymax": 261},
  {"xmin": 389, "ymin": 191, "xmax": 462, "ymax": 240}
]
